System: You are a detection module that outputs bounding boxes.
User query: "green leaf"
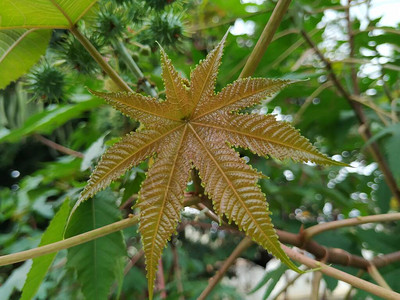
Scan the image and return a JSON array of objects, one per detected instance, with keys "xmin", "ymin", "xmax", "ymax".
[
  {"xmin": 65, "ymin": 190, "xmax": 126, "ymax": 300},
  {"xmin": 0, "ymin": 0, "xmax": 97, "ymax": 29},
  {"xmin": 0, "ymin": 98, "xmax": 102, "ymax": 143},
  {"xmin": 385, "ymin": 133, "xmax": 400, "ymax": 180},
  {"xmin": 250, "ymin": 261, "xmax": 287, "ymax": 298},
  {"xmin": 0, "ymin": 261, "xmax": 32, "ymax": 300},
  {"xmin": 20, "ymin": 199, "xmax": 71, "ymax": 300},
  {"xmin": 0, "ymin": 29, "xmax": 51, "ymax": 90}
]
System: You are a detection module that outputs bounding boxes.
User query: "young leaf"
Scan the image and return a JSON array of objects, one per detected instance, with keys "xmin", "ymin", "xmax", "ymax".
[
  {"xmin": 80, "ymin": 34, "xmax": 345, "ymax": 298},
  {"xmin": 65, "ymin": 190, "xmax": 126, "ymax": 300},
  {"xmin": 0, "ymin": 29, "xmax": 51, "ymax": 90},
  {"xmin": 20, "ymin": 199, "xmax": 71, "ymax": 300}
]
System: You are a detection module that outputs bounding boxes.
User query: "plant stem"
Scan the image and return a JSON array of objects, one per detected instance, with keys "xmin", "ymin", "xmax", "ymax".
[
  {"xmin": 240, "ymin": 0, "xmax": 292, "ymax": 78},
  {"xmin": 281, "ymin": 245, "xmax": 400, "ymax": 300},
  {"xmin": 0, "ymin": 215, "xmax": 139, "ymax": 267},
  {"xmin": 69, "ymin": 27, "xmax": 133, "ymax": 93},
  {"xmin": 368, "ymin": 264, "xmax": 393, "ymax": 291},
  {"xmin": 197, "ymin": 237, "xmax": 253, "ymax": 300},
  {"xmin": 270, "ymin": 270, "xmax": 305, "ymax": 300},
  {"xmin": 304, "ymin": 212, "xmax": 400, "ymax": 240},
  {"xmin": 114, "ymin": 41, "xmax": 158, "ymax": 97},
  {"xmin": 35, "ymin": 134, "xmax": 84, "ymax": 158}
]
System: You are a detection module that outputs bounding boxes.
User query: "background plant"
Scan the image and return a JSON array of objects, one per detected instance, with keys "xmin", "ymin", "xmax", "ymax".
[{"xmin": 0, "ymin": 0, "xmax": 400, "ymax": 299}]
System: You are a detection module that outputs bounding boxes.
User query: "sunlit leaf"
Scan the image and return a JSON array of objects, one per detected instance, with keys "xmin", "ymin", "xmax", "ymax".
[{"xmin": 0, "ymin": 29, "xmax": 51, "ymax": 90}]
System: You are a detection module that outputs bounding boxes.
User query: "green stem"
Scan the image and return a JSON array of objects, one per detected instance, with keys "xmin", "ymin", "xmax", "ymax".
[
  {"xmin": 197, "ymin": 237, "xmax": 253, "ymax": 300},
  {"xmin": 239, "ymin": 0, "xmax": 292, "ymax": 78},
  {"xmin": 304, "ymin": 212, "xmax": 400, "ymax": 240},
  {"xmin": 69, "ymin": 27, "xmax": 132, "ymax": 93},
  {"xmin": 0, "ymin": 215, "xmax": 139, "ymax": 267},
  {"xmin": 114, "ymin": 41, "xmax": 158, "ymax": 97},
  {"xmin": 282, "ymin": 245, "xmax": 400, "ymax": 300}
]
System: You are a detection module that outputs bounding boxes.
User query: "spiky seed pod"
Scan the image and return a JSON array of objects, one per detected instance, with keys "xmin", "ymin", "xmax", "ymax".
[
  {"xmin": 95, "ymin": 3, "xmax": 129, "ymax": 44},
  {"xmin": 26, "ymin": 63, "xmax": 66, "ymax": 103},
  {"xmin": 137, "ymin": 11, "xmax": 185, "ymax": 49},
  {"xmin": 59, "ymin": 34, "xmax": 101, "ymax": 75},
  {"xmin": 144, "ymin": 0, "xmax": 176, "ymax": 11}
]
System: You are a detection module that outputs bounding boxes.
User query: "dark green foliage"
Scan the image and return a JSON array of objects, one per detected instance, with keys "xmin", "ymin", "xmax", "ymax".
[
  {"xmin": 59, "ymin": 34, "xmax": 101, "ymax": 74},
  {"xmin": 138, "ymin": 11, "xmax": 185, "ymax": 48},
  {"xmin": 65, "ymin": 190, "xmax": 126, "ymax": 300}
]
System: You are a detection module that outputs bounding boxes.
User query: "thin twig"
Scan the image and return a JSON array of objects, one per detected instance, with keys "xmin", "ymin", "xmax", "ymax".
[
  {"xmin": 300, "ymin": 29, "xmax": 400, "ymax": 204},
  {"xmin": 368, "ymin": 264, "xmax": 393, "ymax": 291},
  {"xmin": 70, "ymin": 27, "xmax": 132, "ymax": 93},
  {"xmin": 171, "ymin": 240, "xmax": 185, "ymax": 300},
  {"xmin": 240, "ymin": 0, "xmax": 292, "ymax": 78},
  {"xmin": 270, "ymin": 270, "xmax": 306, "ymax": 300},
  {"xmin": 35, "ymin": 134, "xmax": 84, "ymax": 158},
  {"xmin": 304, "ymin": 212, "xmax": 400, "ymax": 240},
  {"xmin": 114, "ymin": 41, "xmax": 158, "ymax": 97},
  {"xmin": 197, "ymin": 237, "xmax": 253, "ymax": 300},
  {"xmin": 311, "ymin": 268, "xmax": 323, "ymax": 300},
  {"xmin": 282, "ymin": 245, "xmax": 400, "ymax": 300},
  {"xmin": 293, "ymin": 81, "xmax": 333, "ymax": 125},
  {"xmin": 156, "ymin": 258, "xmax": 167, "ymax": 299}
]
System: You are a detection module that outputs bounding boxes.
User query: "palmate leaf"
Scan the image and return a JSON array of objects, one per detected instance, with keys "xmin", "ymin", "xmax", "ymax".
[{"xmin": 78, "ymin": 33, "xmax": 345, "ymax": 298}]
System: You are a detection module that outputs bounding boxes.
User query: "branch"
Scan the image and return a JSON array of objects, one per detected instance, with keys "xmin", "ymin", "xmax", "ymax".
[
  {"xmin": 35, "ymin": 134, "xmax": 84, "ymax": 158},
  {"xmin": 0, "ymin": 215, "xmax": 139, "ymax": 266},
  {"xmin": 300, "ymin": 29, "xmax": 400, "ymax": 204},
  {"xmin": 194, "ymin": 201, "xmax": 400, "ymax": 270},
  {"xmin": 240, "ymin": 0, "xmax": 292, "ymax": 78},
  {"xmin": 304, "ymin": 212, "xmax": 400, "ymax": 240},
  {"xmin": 69, "ymin": 27, "xmax": 133, "ymax": 93},
  {"xmin": 282, "ymin": 245, "xmax": 400, "ymax": 300},
  {"xmin": 114, "ymin": 41, "xmax": 158, "ymax": 97},
  {"xmin": 197, "ymin": 237, "xmax": 253, "ymax": 300},
  {"xmin": 368, "ymin": 264, "xmax": 393, "ymax": 291}
]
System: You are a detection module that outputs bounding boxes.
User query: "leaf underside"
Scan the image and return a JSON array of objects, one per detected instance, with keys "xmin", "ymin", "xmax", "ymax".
[{"xmin": 78, "ymin": 33, "xmax": 344, "ymax": 299}]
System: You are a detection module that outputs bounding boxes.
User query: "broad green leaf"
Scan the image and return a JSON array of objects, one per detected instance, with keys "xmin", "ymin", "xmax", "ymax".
[
  {"xmin": 65, "ymin": 190, "xmax": 126, "ymax": 300},
  {"xmin": 0, "ymin": 261, "xmax": 32, "ymax": 300},
  {"xmin": 21, "ymin": 199, "xmax": 71, "ymax": 300},
  {"xmin": 82, "ymin": 34, "xmax": 342, "ymax": 298},
  {"xmin": 0, "ymin": 0, "xmax": 97, "ymax": 29},
  {"xmin": 249, "ymin": 261, "xmax": 287, "ymax": 299},
  {"xmin": 0, "ymin": 29, "xmax": 51, "ymax": 90},
  {"xmin": 0, "ymin": 98, "xmax": 102, "ymax": 143}
]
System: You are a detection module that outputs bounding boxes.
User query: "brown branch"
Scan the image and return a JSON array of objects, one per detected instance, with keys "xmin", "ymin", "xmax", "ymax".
[
  {"xmin": 171, "ymin": 240, "xmax": 185, "ymax": 300},
  {"xmin": 197, "ymin": 237, "xmax": 253, "ymax": 300},
  {"xmin": 300, "ymin": 29, "xmax": 400, "ymax": 204},
  {"xmin": 192, "ymin": 200, "xmax": 400, "ymax": 271},
  {"xmin": 35, "ymin": 134, "xmax": 84, "ymax": 158}
]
